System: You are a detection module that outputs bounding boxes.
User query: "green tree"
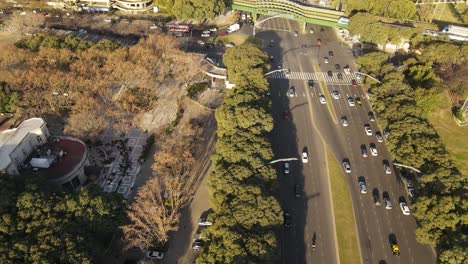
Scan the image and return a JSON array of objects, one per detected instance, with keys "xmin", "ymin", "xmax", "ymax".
[
  {"xmin": 172, "ymin": 0, "xmax": 225, "ymax": 20},
  {"xmin": 387, "ymin": 0, "xmax": 416, "ymax": 19},
  {"xmin": 0, "ymin": 82, "xmax": 19, "ymax": 113}
]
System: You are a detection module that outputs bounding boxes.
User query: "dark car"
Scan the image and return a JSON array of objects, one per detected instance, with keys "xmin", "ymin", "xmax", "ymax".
[
  {"xmin": 368, "ymin": 111, "xmax": 375, "ymax": 122},
  {"xmin": 335, "ymin": 64, "xmax": 340, "ymax": 70},
  {"xmin": 337, "ymin": 73, "xmax": 343, "ymax": 79},
  {"xmin": 283, "ymin": 111, "xmax": 289, "ymax": 119},
  {"xmin": 328, "ymin": 51, "xmax": 334, "ymax": 57},
  {"xmin": 192, "ymin": 240, "xmax": 204, "ymax": 250},
  {"xmin": 295, "ymin": 184, "xmax": 302, "ymax": 198},
  {"xmin": 352, "ymin": 79, "xmax": 357, "ymax": 87},
  {"xmin": 269, "ymin": 40, "xmax": 275, "ymax": 47},
  {"xmin": 327, "ymin": 71, "xmax": 333, "ymax": 77},
  {"xmin": 308, "ymin": 79, "xmax": 314, "ymax": 88},
  {"xmin": 283, "ymin": 213, "xmax": 292, "ymax": 228}
]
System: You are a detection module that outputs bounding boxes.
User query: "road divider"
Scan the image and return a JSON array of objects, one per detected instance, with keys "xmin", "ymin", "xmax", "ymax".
[
  {"xmin": 313, "ymin": 64, "xmax": 337, "ymax": 124},
  {"xmin": 326, "ymin": 149, "xmax": 362, "ymax": 264}
]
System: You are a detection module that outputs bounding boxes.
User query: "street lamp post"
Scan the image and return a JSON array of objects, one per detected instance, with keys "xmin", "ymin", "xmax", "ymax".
[
  {"xmin": 393, "ymin": 162, "xmax": 422, "ymax": 174},
  {"xmin": 264, "ymin": 68, "xmax": 289, "ymax": 77},
  {"xmin": 355, "ymin": 71, "xmax": 381, "ymax": 84},
  {"xmin": 269, "ymin": 158, "xmax": 299, "ymax": 164},
  {"xmin": 253, "ymin": 14, "xmax": 282, "ymax": 37}
]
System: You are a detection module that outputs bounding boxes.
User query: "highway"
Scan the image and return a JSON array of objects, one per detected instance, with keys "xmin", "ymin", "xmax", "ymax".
[{"xmin": 256, "ymin": 16, "xmax": 436, "ymax": 264}]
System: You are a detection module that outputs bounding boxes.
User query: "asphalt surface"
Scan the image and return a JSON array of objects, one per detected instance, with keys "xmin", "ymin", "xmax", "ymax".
[{"xmin": 256, "ymin": 17, "xmax": 436, "ymax": 264}]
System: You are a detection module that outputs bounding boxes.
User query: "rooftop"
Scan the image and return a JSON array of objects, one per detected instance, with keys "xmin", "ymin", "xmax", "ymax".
[{"xmin": 0, "ymin": 118, "xmax": 45, "ymax": 170}]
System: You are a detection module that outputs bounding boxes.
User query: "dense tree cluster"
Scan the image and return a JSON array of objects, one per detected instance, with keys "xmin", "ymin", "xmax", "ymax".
[
  {"xmin": 349, "ymin": 13, "xmax": 419, "ymax": 45},
  {"xmin": 0, "ymin": 82, "xmax": 19, "ymax": 113},
  {"xmin": 356, "ymin": 52, "xmax": 468, "ymax": 264},
  {"xmin": 0, "ymin": 33, "xmax": 199, "ymax": 139},
  {"xmin": 339, "ymin": 0, "xmax": 417, "ymax": 20},
  {"xmin": 0, "ymin": 173, "xmax": 126, "ymax": 263},
  {"xmin": 197, "ymin": 43, "xmax": 282, "ymax": 263},
  {"xmin": 155, "ymin": 0, "xmax": 225, "ymax": 20}
]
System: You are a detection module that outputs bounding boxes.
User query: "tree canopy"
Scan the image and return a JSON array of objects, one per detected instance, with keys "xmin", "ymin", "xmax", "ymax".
[{"xmin": 171, "ymin": 0, "xmax": 225, "ymax": 20}]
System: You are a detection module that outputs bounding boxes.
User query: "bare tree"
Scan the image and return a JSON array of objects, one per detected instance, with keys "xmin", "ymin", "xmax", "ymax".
[
  {"xmin": 7, "ymin": 11, "xmax": 45, "ymax": 39},
  {"xmin": 122, "ymin": 147, "xmax": 196, "ymax": 249}
]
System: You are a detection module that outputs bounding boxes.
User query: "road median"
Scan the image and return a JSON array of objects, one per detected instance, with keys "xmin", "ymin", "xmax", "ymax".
[
  {"xmin": 313, "ymin": 64, "xmax": 337, "ymax": 123},
  {"xmin": 326, "ymin": 149, "xmax": 361, "ymax": 264}
]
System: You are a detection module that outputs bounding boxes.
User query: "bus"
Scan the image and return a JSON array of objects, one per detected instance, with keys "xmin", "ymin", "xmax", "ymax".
[{"xmin": 168, "ymin": 24, "xmax": 191, "ymax": 33}]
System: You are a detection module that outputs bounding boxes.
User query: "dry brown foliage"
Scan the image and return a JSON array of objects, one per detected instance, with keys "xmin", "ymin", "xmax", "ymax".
[
  {"xmin": 0, "ymin": 33, "xmax": 200, "ymax": 139},
  {"xmin": 7, "ymin": 11, "xmax": 45, "ymax": 39}
]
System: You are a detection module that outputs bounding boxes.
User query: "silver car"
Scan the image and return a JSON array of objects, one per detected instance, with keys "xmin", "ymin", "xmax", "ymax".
[{"xmin": 358, "ymin": 181, "xmax": 367, "ymax": 194}]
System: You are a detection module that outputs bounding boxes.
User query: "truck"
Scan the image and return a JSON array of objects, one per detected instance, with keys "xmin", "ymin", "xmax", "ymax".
[
  {"xmin": 442, "ymin": 25, "xmax": 468, "ymax": 37},
  {"xmin": 227, "ymin": 23, "xmax": 240, "ymax": 33}
]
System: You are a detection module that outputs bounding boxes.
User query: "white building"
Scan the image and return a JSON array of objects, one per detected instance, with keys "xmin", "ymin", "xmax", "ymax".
[{"xmin": 0, "ymin": 118, "xmax": 49, "ymax": 175}]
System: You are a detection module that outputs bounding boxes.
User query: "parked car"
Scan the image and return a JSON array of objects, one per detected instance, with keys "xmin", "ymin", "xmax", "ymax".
[
  {"xmin": 198, "ymin": 218, "xmax": 213, "ymax": 226},
  {"xmin": 146, "ymin": 251, "xmax": 164, "ymax": 259},
  {"xmin": 192, "ymin": 239, "xmax": 204, "ymax": 250}
]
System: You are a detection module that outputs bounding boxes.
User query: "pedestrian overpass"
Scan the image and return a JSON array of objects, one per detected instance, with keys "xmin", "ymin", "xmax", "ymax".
[{"xmin": 232, "ymin": 0, "xmax": 348, "ymax": 28}]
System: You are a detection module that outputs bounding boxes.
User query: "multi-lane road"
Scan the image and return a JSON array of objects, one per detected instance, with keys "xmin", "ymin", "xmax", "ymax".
[{"xmin": 256, "ymin": 17, "xmax": 436, "ymax": 264}]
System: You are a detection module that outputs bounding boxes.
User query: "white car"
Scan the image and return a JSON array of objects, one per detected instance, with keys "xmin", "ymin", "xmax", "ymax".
[
  {"xmin": 331, "ymin": 90, "xmax": 340, "ymax": 99},
  {"xmin": 284, "ymin": 162, "xmax": 290, "ymax": 174},
  {"xmin": 324, "ymin": 57, "xmax": 329, "ymax": 63},
  {"xmin": 369, "ymin": 144, "xmax": 378, "ymax": 156},
  {"xmin": 146, "ymin": 251, "xmax": 164, "ymax": 259},
  {"xmin": 364, "ymin": 125, "xmax": 372, "ymax": 136},
  {"xmin": 343, "ymin": 161, "xmax": 351, "ymax": 174},
  {"xmin": 302, "ymin": 152, "xmax": 308, "ymax": 163},
  {"xmin": 358, "ymin": 181, "xmax": 367, "ymax": 194},
  {"xmin": 348, "ymin": 97, "xmax": 355, "ymax": 106},
  {"xmin": 356, "ymin": 72, "xmax": 361, "ymax": 80},
  {"xmin": 400, "ymin": 202, "xmax": 411, "ymax": 215},
  {"xmin": 319, "ymin": 95, "xmax": 326, "ymax": 104},
  {"xmin": 341, "ymin": 116, "xmax": 348, "ymax": 127},
  {"xmin": 209, "ymin": 27, "xmax": 217, "ymax": 32},
  {"xmin": 384, "ymin": 164, "xmax": 392, "ymax": 174},
  {"xmin": 198, "ymin": 218, "xmax": 213, "ymax": 226},
  {"xmin": 288, "ymin": 87, "xmax": 295, "ymax": 97},
  {"xmin": 201, "ymin": 33, "xmax": 210, "ymax": 38},
  {"xmin": 202, "ymin": 30, "xmax": 211, "ymax": 34},
  {"xmin": 384, "ymin": 198, "xmax": 392, "ymax": 209},
  {"xmin": 376, "ymin": 132, "xmax": 384, "ymax": 142}
]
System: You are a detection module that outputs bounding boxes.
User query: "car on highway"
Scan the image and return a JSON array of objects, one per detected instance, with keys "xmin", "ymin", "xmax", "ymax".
[
  {"xmin": 400, "ymin": 202, "xmax": 411, "ymax": 215},
  {"xmin": 210, "ymin": 27, "xmax": 217, "ymax": 32},
  {"xmin": 355, "ymin": 96, "xmax": 362, "ymax": 106},
  {"xmin": 294, "ymin": 31, "xmax": 298, "ymax": 36},
  {"xmin": 319, "ymin": 95, "xmax": 326, "ymax": 104},
  {"xmin": 288, "ymin": 87, "xmax": 295, "ymax": 97},
  {"xmin": 347, "ymin": 97, "xmax": 355, "ymax": 106},
  {"xmin": 369, "ymin": 143, "xmax": 378, "ymax": 156},
  {"xmin": 302, "ymin": 152, "xmax": 308, "ymax": 163},
  {"xmin": 269, "ymin": 40, "xmax": 275, "ymax": 47},
  {"xmin": 337, "ymin": 73, "xmax": 343, "ymax": 79},
  {"xmin": 391, "ymin": 242, "xmax": 400, "ymax": 256},
  {"xmin": 225, "ymin": 42, "xmax": 235, "ymax": 48},
  {"xmin": 308, "ymin": 79, "xmax": 314, "ymax": 88},
  {"xmin": 364, "ymin": 124, "xmax": 372, "ymax": 136},
  {"xmin": 384, "ymin": 198, "xmax": 392, "ymax": 209},
  {"xmin": 201, "ymin": 33, "xmax": 210, "ymax": 38},
  {"xmin": 295, "ymin": 184, "xmax": 302, "ymax": 198},
  {"xmin": 368, "ymin": 111, "xmax": 375, "ymax": 122},
  {"xmin": 284, "ymin": 162, "xmax": 290, "ymax": 174},
  {"xmin": 146, "ymin": 251, "xmax": 164, "ymax": 259},
  {"xmin": 335, "ymin": 64, "xmax": 340, "ymax": 70},
  {"xmin": 383, "ymin": 160, "xmax": 392, "ymax": 174},
  {"xmin": 324, "ymin": 57, "xmax": 329, "ymax": 63},
  {"xmin": 327, "ymin": 71, "xmax": 333, "ymax": 77},
  {"xmin": 341, "ymin": 116, "xmax": 349, "ymax": 127},
  {"xmin": 198, "ymin": 218, "xmax": 213, "ymax": 226},
  {"xmin": 278, "ymin": 64, "xmax": 282, "ymax": 69},
  {"xmin": 408, "ymin": 188, "xmax": 415, "ymax": 198},
  {"xmin": 343, "ymin": 161, "xmax": 351, "ymax": 173},
  {"xmin": 328, "ymin": 51, "xmax": 334, "ymax": 57},
  {"xmin": 376, "ymin": 131, "xmax": 384, "ymax": 142},
  {"xmin": 361, "ymin": 145, "xmax": 368, "ymax": 157},
  {"xmin": 352, "ymin": 79, "xmax": 357, "ymax": 87},
  {"xmin": 358, "ymin": 181, "xmax": 367, "ymax": 194},
  {"xmin": 316, "ymin": 39, "xmax": 321, "ymax": 45},
  {"xmin": 283, "ymin": 212, "xmax": 292, "ymax": 228},
  {"xmin": 202, "ymin": 30, "xmax": 211, "ymax": 34},
  {"xmin": 356, "ymin": 72, "xmax": 361, "ymax": 80},
  {"xmin": 283, "ymin": 111, "xmax": 289, "ymax": 119},
  {"xmin": 192, "ymin": 239, "xmax": 204, "ymax": 250},
  {"xmin": 331, "ymin": 90, "xmax": 340, "ymax": 99}
]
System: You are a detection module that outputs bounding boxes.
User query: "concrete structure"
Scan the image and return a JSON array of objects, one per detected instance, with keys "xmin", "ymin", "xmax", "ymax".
[
  {"xmin": 0, "ymin": 118, "xmax": 89, "ymax": 190},
  {"xmin": 49, "ymin": 0, "xmax": 153, "ymax": 13},
  {"xmin": 232, "ymin": 0, "xmax": 347, "ymax": 28},
  {"xmin": 113, "ymin": 0, "xmax": 153, "ymax": 12}
]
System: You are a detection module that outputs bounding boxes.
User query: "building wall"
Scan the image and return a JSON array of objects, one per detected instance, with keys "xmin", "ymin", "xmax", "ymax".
[{"xmin": 7, "ymin": 125, "xmax": 49, "ymax": 175}]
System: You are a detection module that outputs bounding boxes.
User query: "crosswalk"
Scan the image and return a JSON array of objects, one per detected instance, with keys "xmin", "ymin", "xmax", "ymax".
[{"xmin": 267, "ymin": 71, "xmax": 361, "ymax": 84}]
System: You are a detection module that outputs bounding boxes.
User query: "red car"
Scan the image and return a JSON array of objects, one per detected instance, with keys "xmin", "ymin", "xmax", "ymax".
[
  {"xmin": 219, "ymin": 32, "xmax": 228, "ymax": 37},
  {"xmin": 352, "ymin": 79, "xmax": 357, "ymax": 87},
  {"xmin": 316, "ymin": 39, "xmax": 321, "ymax": 45}
]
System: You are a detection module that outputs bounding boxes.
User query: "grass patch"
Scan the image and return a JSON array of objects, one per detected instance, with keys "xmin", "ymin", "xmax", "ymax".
[
  {"xmin": 313, "ymin": 64, "xmax": 337, "ymax": 123},
  {"xmin": 327, "ymin": 149, "xmax": 361, "ymax": 264},
  {"xmin": 428, "ymin": 93, "xmax": 468, "ymax": 177}
]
